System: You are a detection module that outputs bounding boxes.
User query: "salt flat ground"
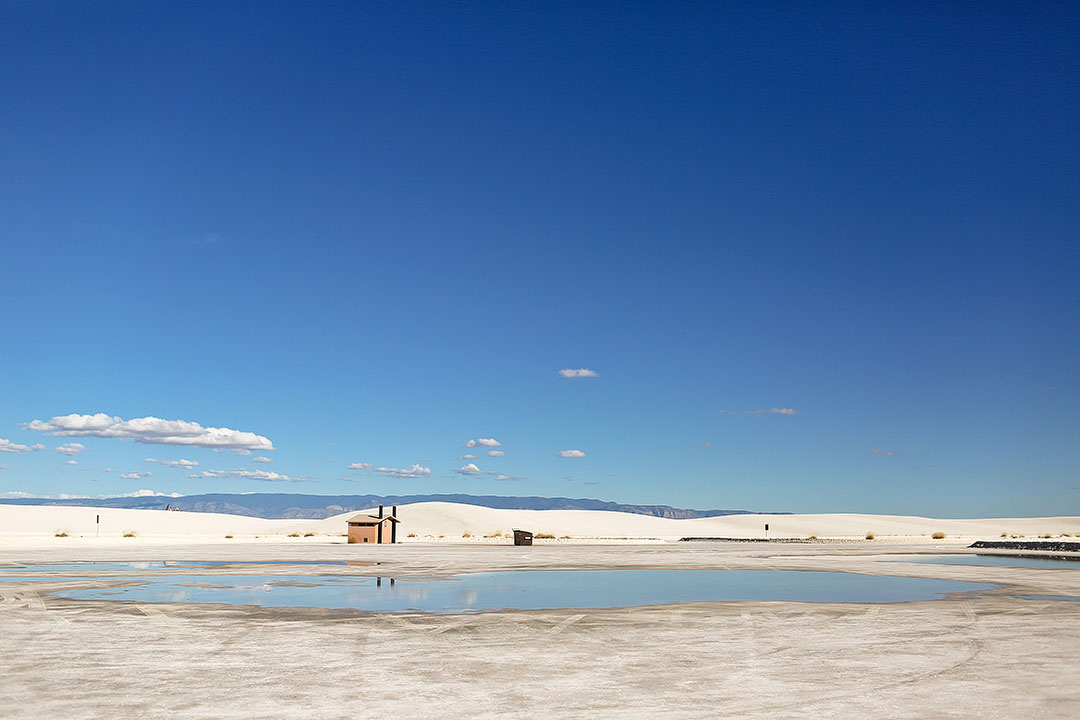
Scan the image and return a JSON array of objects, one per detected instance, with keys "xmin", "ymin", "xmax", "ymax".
[{"xmin": 2, "ymin": 541, "xmax": 1079, "ymax": 719}]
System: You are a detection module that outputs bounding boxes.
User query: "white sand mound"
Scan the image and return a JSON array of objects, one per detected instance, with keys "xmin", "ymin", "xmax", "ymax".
[{"xmin": 3, "ymin": 501, "xmax": 1077, "ymax": 545}]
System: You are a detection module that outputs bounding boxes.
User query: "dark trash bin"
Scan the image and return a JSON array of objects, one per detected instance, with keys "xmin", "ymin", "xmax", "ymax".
[{"xmin": 513, "ymin": 529, "xmax": 533, "ymax": 546}]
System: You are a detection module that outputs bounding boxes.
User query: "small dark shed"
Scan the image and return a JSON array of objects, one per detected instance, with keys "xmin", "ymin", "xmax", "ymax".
[
  {"xmin": 347, "ymin": 505, "xmax": 400, "ymax": 544},
  {"xmin": 513, "ymin": 529, "xmax": 533, "ymax": 546}
]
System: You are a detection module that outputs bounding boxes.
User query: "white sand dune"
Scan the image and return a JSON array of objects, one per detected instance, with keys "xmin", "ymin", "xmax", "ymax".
[{"xmin": 2, "ymin": 501, "xmax": 1079, "ymax": 545}]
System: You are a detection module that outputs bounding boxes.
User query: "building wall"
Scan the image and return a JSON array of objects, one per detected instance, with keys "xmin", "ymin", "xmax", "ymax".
[{"xmin": 348, "ymin": 524, "xmax": 379, "ymax": 544}]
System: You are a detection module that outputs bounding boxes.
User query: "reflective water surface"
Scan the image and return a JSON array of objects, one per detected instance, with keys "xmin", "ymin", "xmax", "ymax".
[{"xmin": 29, "ymin": 569, "xmax": 994, "ymax": 613}]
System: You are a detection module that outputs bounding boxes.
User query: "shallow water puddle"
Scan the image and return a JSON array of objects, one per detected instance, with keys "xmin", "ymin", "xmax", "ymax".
[{"xmin": 0, "ymin": 569, "xmax": 995, "ymax": 613}]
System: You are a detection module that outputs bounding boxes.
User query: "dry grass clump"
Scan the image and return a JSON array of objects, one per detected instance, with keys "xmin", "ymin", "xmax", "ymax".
[
  {"xmin": 462, "ymin": 531, "xmax": 472, "ymax": 538},
  {"xmin": 1001, "ymin": 532, "xmax": 1009, "ymax": 538},
  {"xmin": 225, "ymin": 535, "xmax": 234, "ymax": 539},
  {"xmin": 560, "ymin": 535, "xmax": 572, "ymax": 539},
  {"xmin": 54, "ymin": 530, "xmax": 69, "ymax": 537},
  {"xmin": 865, "ymin": 532, "xmax": 875, "ymax": 540},
  {"xmin": 484, "ymin": 531, "xmax": 503, "ymax": 538},
  {"xmin": 535, "ymin": 532, "xmax": 556, "ymax": 539},
  {"xmin": 931, "ymin": 531, "xmax": 946, "ymax": 539},
  {"xmin": 304, "ymin": 532, "xmax": 316, "ymax": 537},
  {"xmin": 122, "ymin": 530, "xmax": 138, "ymax": 538},
  {"xmin": 808, "ymin": 534, "xmax": 818, "ymax": 540},
  {"xmin": 287, "ymin": 532, "xmax": 301, "ymax": 537},
  {"xmin": 406, "ymin": 533, "xmax": 417, "ymax": 538}
]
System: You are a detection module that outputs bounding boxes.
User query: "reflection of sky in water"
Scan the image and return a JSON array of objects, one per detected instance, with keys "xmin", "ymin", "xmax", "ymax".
[
  {"xmin": 895, "ymin": 554, "xmax": 1080, "ymax": 569},
  {"xmin": 50, "ymin": 570, "xmax": 997, "ymax": 613}
]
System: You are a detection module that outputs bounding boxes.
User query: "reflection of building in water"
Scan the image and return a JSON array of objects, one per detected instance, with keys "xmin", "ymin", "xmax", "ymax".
[
  {"xmin": 375, "ymin": 577, "xmax": 396, "ymax": 588},
  {"xmin": 347, "ymin": 505, "xmax": 400, "ymax": 544}
]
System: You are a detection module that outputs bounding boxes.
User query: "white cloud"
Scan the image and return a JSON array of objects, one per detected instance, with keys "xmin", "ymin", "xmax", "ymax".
[
  {"xmin": 64, "ymin": 459, "xmax": 78, "ymax": 465},
  {"xmin": 103, "ymin": 468, "xmax": 114, "ymax": 473},
  {"xmin": 120, "ymin": 471, "xmax": 152, "ymax": 479},
  {"xmin": 558, "ymin": 449, "xmax": 587, "ymax": 458},
  {"xmin": 374, "ymin": 464, "xmax": 431, "ymax": 479},
  {"xmin": 558, "ymin": 368, "xmax": 598, "ymax": 379},
  {"xmin": 458, "ymin": 454, "xmax": 476, "ymax": 460},
  {"xmin": 868, "ymin": 449, "xmax": 898, "ymax": 456},
  {"xmin": 27, "ymin": 413, "xmax": 274, "ymax": 450},
  {"xmin": 455, "ymin": 463, "xmax": 493, "ymax": 476},
  {"xmin": 347, "ymin": 462, "xmax": 373, "ymax": 470},
  {"xmin": 56, "ymin": 442, "xmax": 87, "ymax": 456},
  {"xmin": 144, "ymin": 458, "xmax": 200, "ymax": 469},
  {"xmin": 252, "ymin": 456, "xmax": 274, "ymax": 464},
  {"xmin": 494, "ymin": 474, "xmax": 527, "ymax": 482},
  {"xmin": 487, "ymin": 450, "xmax": 506, "ymax": 457},
  {"xmin": 0, "ymin": 491, "xmax": 34, "ymax": 498},
  {"xmin": 189, "ymin": 469, "xmax": 311, "ymax": 482},
  {"xmin": 233, "ymin": 449, "xmax": 252, "ymax": 456},
  {"xmin": 0, "ymin": 465, "xmax": 7, "ymax": 470},
  {"xmin": 116, "ymin": 489, "xmax": 182, "ymax": 498},
  {"xmin": 0, "ymin": 438, "xmax": 46, "ymax": 454},
  {"xmin": 718, "ymin": 408, "xmax": 798, "ymax": 416},
  {"xmin": 461, "ymin": 438, "xmax": 501, "ymax": 448}
]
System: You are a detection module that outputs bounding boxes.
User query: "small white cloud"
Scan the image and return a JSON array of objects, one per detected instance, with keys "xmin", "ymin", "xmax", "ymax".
[
  {"xmin": 26, "ymin": 413, "xmax": 274, "ymax": 450},
  {"xmin": 144, "ymin": 458, "xmax": 200, "ymax": 469},
  {"xmin": 233, "ymin": 448, "xmax": 252, "ymax": 456},
  {"xmin": 347, "ymin": 462, "xmax": 373, "ymax": 470},
  {"xmin": 103, "ymin": 467, "xmax": 114, "ymax": 473},
  {"xmin": 189, "ymin": 469, "xmax": 310, "ymax": 482},
  {"xmin": 458, "ymin": 454, "xmax": 476, "ymax": 460},
  {"xmin": 487, "ymin": 450, "xmax": 506, "ymax": 457},
  {"xmin": 116, "ymin": 489, "xmax": 182, "ymax": 498},
  {"xmin": 0, "ymin": 465, "xmax": 7, "ymax": 470},
  {"xmin": 461, "ymin": 438, "xmax": 501, "ymax": 448},
  {"xmin": 64, "ymin": 459, "xmax": 78, "ymax": 465},
  {"xmin": 251, "ymin": 456, "xmax": 274, "ymax": 464},
  {"xmin": 558, "ymin": 368, "xmax": 598, "ymax": 379},
  {"xmin": 120, "ymin": 471, "xmax": 152, "ymax": 479},
  {"xmin": 0, "ymin": 490, "xmax": 34, "ymax": 498},
  {"xmin": 741, "ymin": 408, "xmax": 798, "ymax": 416},
  {"xmin": 56, "ymin": 442, "xmax": 87, "ymax": 456},
  {"xmin": 558, "ymin": 449, "xmax": 587, "ymax": 458},
  {"xmin": 455, "ymin": 463, "xmax": 493, "ymax": 476},
  {"xmin": 0, "ymin": 438, "xmax": 46, "ymax": 454},
  {"xmin": 868, "ymin": 448, "xmax": 899, "ymax": 456},
  {"xmin": 494, "ymin": 473, "xmax": 527, "ymax": 482},
  {"xmin": 374, "ymin": 464, "xmax": 431, "ymax": 479}
]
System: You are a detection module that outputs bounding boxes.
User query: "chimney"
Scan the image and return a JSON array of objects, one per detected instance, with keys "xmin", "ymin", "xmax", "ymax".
[{"xmin": 378, "ymin": 505, "xmax": 384, "ymax": 518}]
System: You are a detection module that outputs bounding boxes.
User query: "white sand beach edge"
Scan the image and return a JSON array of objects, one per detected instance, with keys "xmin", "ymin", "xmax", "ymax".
[{"xmin": 2, "ymin": 501, "xmax": 1079, "ymax": 546}]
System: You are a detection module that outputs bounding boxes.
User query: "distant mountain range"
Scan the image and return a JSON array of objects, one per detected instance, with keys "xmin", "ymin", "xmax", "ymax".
[{"xmin": 0, "ymin": 492, "xmax": 789, "ymax": 520}]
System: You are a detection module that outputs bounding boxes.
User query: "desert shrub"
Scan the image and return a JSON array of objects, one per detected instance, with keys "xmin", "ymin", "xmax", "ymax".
[
  {"xmin": 123, "ymin": 530, "xmax": 138, "ymax": 538},
  {"xmin": 1001, "ymin": 532, "xmax": 1008, "ymax": 538},
  {"xmin": 808, "ymin": 535, "xmax": 818, "ymax": 540},
  {"xmin": 406, "ymin": 533, "xmax": 417, "ymax": 538},
  {"xmin": 560, "ymin": 535, "xmax": 571, "ymax": 539},
  {"xmin": 225, "ymin": 535, "xmax": 234, "ymax": 539},
  {"xmin": 535, "ymin": 532, "xmax": 556, "ymax": 539},
  {"xmin": 287, "ymin": 532, "xmax": 301, "ymax": 537},
  {"xmin": 54, "ymin": 530, "xmax": 69, "ymax": 537},
  {"xmin": 462, "ymin": 531, "xmax": 472, "ymax": 538},
  {"xmin": 1040, "ymin": 534, "xmax": 1052, "ymax": 539},
  {"xmin": 304, "ymin": 532, "xmax": 316, "ymax": 537},
  {"xmin": 932, "ymin": 531, "xmax": 946, "ymax": 539},
  {"xmin": 865, "ymin": 532, "xmax": 875, "ymax": 540},
  {"xmin": 484, "ymin": 531, "xmax": 503, "ymax": 538}
]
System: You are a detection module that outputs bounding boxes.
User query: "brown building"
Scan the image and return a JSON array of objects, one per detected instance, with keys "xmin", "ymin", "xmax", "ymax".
[{"xmin": 347, "ymin": 505, "xmax": 400, "ymax": 544}]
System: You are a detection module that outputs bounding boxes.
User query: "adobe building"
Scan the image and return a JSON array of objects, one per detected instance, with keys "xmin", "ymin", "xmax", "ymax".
[{"xmin": 347, "ymin": 505, "xmax": 400, "ymax": 544}]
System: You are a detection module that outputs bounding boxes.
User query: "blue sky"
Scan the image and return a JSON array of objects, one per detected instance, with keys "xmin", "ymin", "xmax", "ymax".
[{"xmin": 1, "ymin": 1, "xmax": 1077, "ymax": 516}]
